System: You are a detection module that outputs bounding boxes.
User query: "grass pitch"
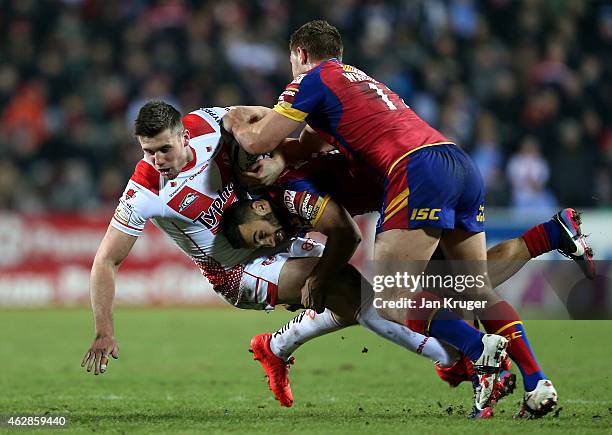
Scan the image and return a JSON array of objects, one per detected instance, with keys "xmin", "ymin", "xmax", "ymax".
[{"xmin": 1, "ymin": 308, "xmax": 611, "ymax": 434}]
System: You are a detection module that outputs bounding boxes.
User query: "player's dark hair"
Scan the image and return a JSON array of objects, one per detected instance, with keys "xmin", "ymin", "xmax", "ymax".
[
  {"xmin": 289, "ymin": 20, "xmax": 343, "ymax": 61},
  {"xmin": 221, "ymin": 200, "xmax": 257, "ymax": 249},
  {"xmin": 134, "ymin": 100, "xmax": 182, "ymax": 137}
]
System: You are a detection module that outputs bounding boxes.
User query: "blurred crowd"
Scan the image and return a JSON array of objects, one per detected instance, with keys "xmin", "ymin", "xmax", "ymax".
[{"xmin": 1, "ymin": 0, "xmax": 611, "ymax": 213}]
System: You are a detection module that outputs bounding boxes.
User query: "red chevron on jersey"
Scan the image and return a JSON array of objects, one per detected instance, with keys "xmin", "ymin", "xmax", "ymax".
[
  {"xmin": 130, "ymin": 160, "xmax": 160, "ymax": 195},
  {"xmin": 182, "ymin": 113, "xmax": 216, "ymax": 138}
]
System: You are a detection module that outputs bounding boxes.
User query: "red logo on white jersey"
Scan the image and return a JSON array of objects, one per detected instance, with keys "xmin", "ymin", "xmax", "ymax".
[
  {"xmin": 125, "ymin": 189, "xmax": 136, "ymax": 200},
  {"xmin": 301, "ymin": 240, "xmax": 314, "ymax": 251},
  {"xmin": 261, "ymin": 255, "xmax": 277, "ymax": 266}
]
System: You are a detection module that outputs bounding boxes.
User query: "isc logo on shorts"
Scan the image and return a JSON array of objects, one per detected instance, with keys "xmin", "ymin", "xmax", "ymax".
[{"xmin": 410, "ymin": 208, "xmax": 441, "ymax": 221}]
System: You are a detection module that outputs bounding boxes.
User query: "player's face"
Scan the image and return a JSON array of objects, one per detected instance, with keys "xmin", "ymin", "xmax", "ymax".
[
  {"xmin": 139, "ymin": 128, "xmax": 192, "ymax": 180},
  {"xmin": 238, "ymin": 201, "xmax": 286, "ymax": 248}
]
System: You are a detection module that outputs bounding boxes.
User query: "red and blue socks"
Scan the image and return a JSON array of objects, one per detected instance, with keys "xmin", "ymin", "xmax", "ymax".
[
  {"xmin": 406, "ymin": 292, "xmax": 484, "ymax": 361},
  {"xmin": 480, "ymin": 301, "xmax": 545, "ymax": 391},
  {"xmin": 522, "ymin": 219, "xmax": 561, "ymax": 258}
]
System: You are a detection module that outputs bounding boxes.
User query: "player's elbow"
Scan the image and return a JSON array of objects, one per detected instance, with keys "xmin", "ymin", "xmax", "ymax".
[
  {"xmin": 349, "ymin": 227, "xmax": 362, "ymax": 247},
  {"xmin": 335, "ymin": 224, "xmax": 362, "ymax": 247}
]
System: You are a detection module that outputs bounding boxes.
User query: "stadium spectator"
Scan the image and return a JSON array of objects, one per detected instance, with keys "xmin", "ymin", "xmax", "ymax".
[{"xmin": 506, "ymin": 136, "xmax": 556, "ymax": 212}]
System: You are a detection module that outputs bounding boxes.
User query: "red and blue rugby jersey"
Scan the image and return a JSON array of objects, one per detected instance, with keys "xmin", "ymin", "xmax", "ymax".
[
  {"xmin": 273, "ymin": 151, "xmax": 381, "ymax": 217},
  {"xmin": 274, "ymin": 59, "xmax": 452, "ymax": 179}
]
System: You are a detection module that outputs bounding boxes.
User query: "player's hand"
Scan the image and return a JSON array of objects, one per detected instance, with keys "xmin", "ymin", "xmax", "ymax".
[
  {"xmin": 300, "ymin": 275, "xmax": 326, "ymax": 314},
  {"xmin": 222, "ymin": 109, "xmax": 245, "ymax": 133},
  {"xmin": 81, "ymin": 335, "xmax": 119, "ymax": 375},
  {"xmin": 241, "ymin": 157, "xmax": 285, "ymax": 188},
  {"xmin": 223, "ymin": 107, "xmax": 262, "ymax": 133}
]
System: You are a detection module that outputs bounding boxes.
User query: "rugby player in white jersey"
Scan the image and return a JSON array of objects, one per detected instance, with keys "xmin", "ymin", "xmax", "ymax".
[{"xmin": 81, "ymin": 101, "xmax": 509, "ymax": 415}]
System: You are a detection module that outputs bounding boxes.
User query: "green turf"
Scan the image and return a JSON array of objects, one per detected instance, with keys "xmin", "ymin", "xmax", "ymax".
[{"xmin": 1, "ymin": 309, "xmax": 611, "ymax": 434}]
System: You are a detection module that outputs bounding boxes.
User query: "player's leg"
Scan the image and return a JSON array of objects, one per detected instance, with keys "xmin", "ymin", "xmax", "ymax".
[
  {"xmin": 374, "ymin": 229, "xmax": 508, "ymax": 415},
  {"xmin": 486, "ymin": 237, "xmax": 531, "ymax": 288},
  {"xmin": 487, "ymin": 208, "xmax": 595, "ymax": 287},
  {"xmin": 373, "ymin": 228, "xmax": 441, "ymax": 324},
  {"xmin": 374, "ymin": 228, "xmax": 495, "ymax": 361},
  {"xmin": 445, "ymin": 229, "xmax": 557, "ymax": 417},
  {"xmin": 247, "ymin": 244, "xmax": 458, "ymax": 407},
  {"xmin": 373, "ymin": 152, "xmax": 507, "ymax": 369},
  {"xmin": 373, "ymin": 145, "xmax": 509, "ymax": 415},
  {"xmin": 277, "ymin": 255, "xmax": 458, "ymax": 366}
]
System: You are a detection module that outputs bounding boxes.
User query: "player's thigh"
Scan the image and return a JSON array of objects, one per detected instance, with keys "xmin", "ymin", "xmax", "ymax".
[
  {"xmin": 441, "ymin": 228, "xmax": 487, "ymax": 261},
  {"xmin": 277, "ymin": 257, "xmax": 319, "ymax": 305},
  {"xmin": 277, "ymin": 258, "xmax": 362, "ymax": 319},
  {"xmin": 441, "ymin": 229, "xmax": 500, "ymax": 304},
  {"xmin": 374, "ymin": 227, "xmax": 442, "ymax": 262},
  {"xmin": 374, "ymin": 228, "xmax": 441, "ymax": 321}
]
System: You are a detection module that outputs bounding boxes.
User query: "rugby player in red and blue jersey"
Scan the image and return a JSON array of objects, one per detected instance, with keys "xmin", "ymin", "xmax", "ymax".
[{"xmin": 223, "ymin": 20, "xmax": 594, "ymax": 417}]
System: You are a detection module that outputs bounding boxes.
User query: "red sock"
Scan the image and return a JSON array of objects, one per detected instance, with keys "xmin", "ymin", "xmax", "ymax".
[
  {"xmin": 522, "ymin": 224, "xmax": 551, "ymax": 257},
  {"xmin": 480, "ymin": 301, "xmax": 542, "ymax": 377},
  {"xmin": 404, "ymin": 291, "xmax": 442, "ymax": 335}
]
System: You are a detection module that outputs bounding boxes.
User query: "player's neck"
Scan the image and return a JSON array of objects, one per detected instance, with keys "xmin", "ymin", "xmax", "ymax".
[
  {"xmin": 186, "ymin": 146, "xmax": 194, "ymax": 164},
  {"xmin": 297, "ymin": 58, "xmax": 327, "ymax": 75},
  {"xmin": 180, "ymin": 146, "xmax": 195, "ymax": 171}
]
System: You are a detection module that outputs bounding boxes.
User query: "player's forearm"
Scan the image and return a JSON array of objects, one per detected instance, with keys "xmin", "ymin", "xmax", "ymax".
[
  {"xmin": 233, "ymin": 124, "xmax": 278, "ymax": 155},
  {"xmin": 225, "ymin": 107, "xmax": 274, "ymax": 154},
  {"xmin": 89, "ymin": 260, "xmax": 118, "ymax": 336},
  {"xmin": 299, "ymin": 125, "xmax": 333, "ymax": 155},
  {"xmin": 311, "ymin": 228, "xmax": 361, "ymax": 282},
  {"xmin": 231, "ymin": 106, "xmax": 273, "ymax": 121},
  {"xmin": 273, "ymin": 135, "xmax": 332, "ymax": 167}
]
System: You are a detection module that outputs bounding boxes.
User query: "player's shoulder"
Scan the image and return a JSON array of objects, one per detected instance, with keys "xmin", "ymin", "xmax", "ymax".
[
  {"xmin": 130, "ymin": 159, "xmax": 161, "ymax": 196},
  {"xmin": 182, "ymin": 107, "xmax": 229, "ymax": 138},
  {"xmin": 113, "ymin": 162, "xmax": 162, "ymax": 235}
]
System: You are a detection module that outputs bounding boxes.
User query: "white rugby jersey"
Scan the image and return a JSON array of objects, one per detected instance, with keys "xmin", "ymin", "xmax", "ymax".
[{"xmin": 111, "ymin": 107, "xmax": 255, "ymax": 305}]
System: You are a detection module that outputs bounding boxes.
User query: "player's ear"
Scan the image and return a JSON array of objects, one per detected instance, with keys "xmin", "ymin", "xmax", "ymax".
[
  {"xmin": 251, "ymin": 200, "xmax": 271, "ymax": 216},
  {"xmin": 182, "ymin": 128, "xmax": 190, "ymax": 146},
  {"xmin": 297, "ymin": 46, "xmax": 308, "ymax": 64}
]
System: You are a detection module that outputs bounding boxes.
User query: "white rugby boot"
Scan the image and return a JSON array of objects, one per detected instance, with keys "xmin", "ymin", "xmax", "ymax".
[
  {"xmin": 515, "ymin": 379, "xmax": 558, "ymax": 419},
  {"xmin": 470, "ymin": 334, "xmax": 509, "ymax": 416}
]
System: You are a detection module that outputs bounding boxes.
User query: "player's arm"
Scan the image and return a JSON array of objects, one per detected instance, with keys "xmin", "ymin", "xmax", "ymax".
[
  {"xmin": 280, "ymin": 125, "xmax": 333, "ymax": 163},
  {"xmin": 310, "ymin": 198, "xmax": 362, "ymax": 279},
  {"xmin": 242, "ymin": 125, "xmax": 333, "ymax": 187},
  {"xmin": 301, "ymin": 198, "xmax": 362, "ymax": 312},
  {"xmin": 224, "ymin": 108, "xmax": 301, "ymax": 155},
  {"xmin": 228, "ymin": 105, "xmax": 274, "ymax": 123},
  {"xmin": 81, "ymin": 226, "xmax": 137, "ymax": 375}
]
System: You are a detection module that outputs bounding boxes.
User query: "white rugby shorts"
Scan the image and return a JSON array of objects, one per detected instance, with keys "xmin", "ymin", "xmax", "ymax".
[{"xmin": 233, "ymin": 237, "xmax": 324, "ymax": 310}]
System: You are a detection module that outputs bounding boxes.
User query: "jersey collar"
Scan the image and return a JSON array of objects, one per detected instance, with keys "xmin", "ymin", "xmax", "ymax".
[
  {"xmin": 304, "ymin": 58, "xmax": 338, "ymax": 74},
  {"xmin": 181, "ymin": 146, "xmax": 197, "ymax": 172}
]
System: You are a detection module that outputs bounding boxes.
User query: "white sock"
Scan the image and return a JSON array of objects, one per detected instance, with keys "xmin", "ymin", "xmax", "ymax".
[
  {"xmin": 269, "ymin": 309, "xmax": 345, "ymax": 360},
  {"xmin": 356, "ymin": 303, "xmax": 458, "ymax": 366}
]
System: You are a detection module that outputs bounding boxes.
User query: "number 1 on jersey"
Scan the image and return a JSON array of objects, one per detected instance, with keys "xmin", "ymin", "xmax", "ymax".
[{"xmin": 368, "ymin": 82, "xmax": 397, "ymax": 110}]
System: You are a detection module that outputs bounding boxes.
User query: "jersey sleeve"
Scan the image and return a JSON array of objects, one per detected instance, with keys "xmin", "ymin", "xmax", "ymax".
[
  {"xmin": 282, "ymin": 189, "xmax": 331, "ymax": 227},
  {"xmin": 273, "ymin": 71, "xmax": 325, "ymax": 122},
  {"xmin": 110, "ymin": 180, "xmax": 158, "ymax": 237}
]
